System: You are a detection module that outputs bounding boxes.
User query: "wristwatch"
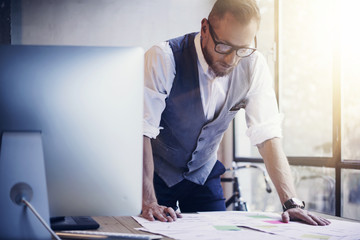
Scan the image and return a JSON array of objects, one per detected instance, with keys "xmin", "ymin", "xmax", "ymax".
[{"xmin": 282, "ymin": 198, "xmax": 305, "ymax": 211}]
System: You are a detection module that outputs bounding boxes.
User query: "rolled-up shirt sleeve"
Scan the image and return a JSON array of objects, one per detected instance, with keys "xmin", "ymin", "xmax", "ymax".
[
  {"xmin": 143, "ymin": 42, "xmax": 175, "ymax": 139},
  {"xmin": 244, "ymin": 52, "xmax": 283, "ymax": 146}
]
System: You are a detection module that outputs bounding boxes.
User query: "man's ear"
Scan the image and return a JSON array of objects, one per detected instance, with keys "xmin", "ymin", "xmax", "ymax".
[
  {"xmin": 201, "ymin": 18, "xmax": 207, "ymax": 32},
  {"xmin": 200, "ymin": 18, "xmax": 208, "ymax": 36}
]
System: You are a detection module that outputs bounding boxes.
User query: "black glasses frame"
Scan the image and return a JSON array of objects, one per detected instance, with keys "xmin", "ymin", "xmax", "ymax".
[{"xmin": 207, "ymin": 21, "xmax": 257, "ymax": 58}]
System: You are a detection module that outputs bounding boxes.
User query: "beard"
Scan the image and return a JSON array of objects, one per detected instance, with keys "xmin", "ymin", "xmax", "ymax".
[{"xmin": 202, "ymin": 45, "xmax": 237, "ymax": 77}]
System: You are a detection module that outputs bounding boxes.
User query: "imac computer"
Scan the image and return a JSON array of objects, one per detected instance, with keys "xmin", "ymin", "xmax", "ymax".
[{"xmin": 0, "ymin": 45, "xmax": 144, "ymax": 237}]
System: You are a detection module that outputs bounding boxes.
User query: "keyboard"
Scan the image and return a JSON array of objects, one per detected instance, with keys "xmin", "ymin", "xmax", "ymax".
[{"xmin": 56, "ymin": 230, "xmax": 163, "ymax": 239}]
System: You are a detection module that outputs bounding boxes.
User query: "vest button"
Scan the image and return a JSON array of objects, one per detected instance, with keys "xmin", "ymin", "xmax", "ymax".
[
  {"xmin": 193, "ymin": 151, "xmax": 198, "ymax": 155},
  {"xmin": 198, "ymin": 138, "xmax": 204, "ymax": 142},
  {"xmin": 203, "ymin": 126, "xmax": 208, "ymax": 130}
]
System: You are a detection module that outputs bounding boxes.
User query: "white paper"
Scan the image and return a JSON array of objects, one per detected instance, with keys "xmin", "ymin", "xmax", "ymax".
[{"xmin": 133, "ymin": 212, "xmax": 360, "ymax": 240}]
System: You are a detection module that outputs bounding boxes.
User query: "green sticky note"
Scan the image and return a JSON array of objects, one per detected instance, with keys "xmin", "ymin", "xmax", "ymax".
[
  {"xmin": 256, "ymin": 225, "xmax": 278, "ymax": 229},
  {"xmin": 213, "ymin": 225, "xmax": 242, "ymax": 231},
  {"xmin": 248, "ymin": 215, "xmax": 273, "ymax": 219},
  {"xmin": 301, "ymin": 234, "xmax": 330, "ymax": 239}
]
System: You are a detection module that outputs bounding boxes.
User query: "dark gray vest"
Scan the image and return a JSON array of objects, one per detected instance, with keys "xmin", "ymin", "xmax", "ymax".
[{"xmin": 152, "ymin": 32, "xmax": 250, "ymax": 187}]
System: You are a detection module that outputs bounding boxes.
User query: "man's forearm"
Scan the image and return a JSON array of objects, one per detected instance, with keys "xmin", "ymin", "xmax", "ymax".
[
  {"xmin": 142, "ymin": 136, "xmax": 180, "ymax": 221},
  {"xmin": 143, "ymin": 136, "xmax": 157, "ymax": 205},
  {"xmin": 257, "ymin": 138, "xmax": 331, "ymax": 225},
  {"xmin": 257, "ymin": 137, "xmax": 297, "ymax": 204}
]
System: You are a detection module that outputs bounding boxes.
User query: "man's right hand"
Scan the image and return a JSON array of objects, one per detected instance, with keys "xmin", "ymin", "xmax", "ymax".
[
  {"xmin": 142, "ymin": 137, "xmax": 181, "ymax": 222},
  {"xmin": 141, "ymin": 201, "xmax": 181, "ymax": 222}
]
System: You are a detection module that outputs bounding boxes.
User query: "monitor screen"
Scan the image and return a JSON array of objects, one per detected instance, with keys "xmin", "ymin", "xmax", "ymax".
[{"xmin": 0, "ymin": 45, "xmax": 144, "ymax": 217}]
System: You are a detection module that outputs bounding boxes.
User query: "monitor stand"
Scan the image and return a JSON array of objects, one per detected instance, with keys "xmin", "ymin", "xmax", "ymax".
[
  {"xmin": 50, "ymin": 216, "xmax": 99, "ymax": 231},
  {"xmin": 0, "ymin": 132, "xmax": 51, "ymax": 240},
  {"xmin": 0, "ymin": 132, "xmax": 99, "ymax": 232}
]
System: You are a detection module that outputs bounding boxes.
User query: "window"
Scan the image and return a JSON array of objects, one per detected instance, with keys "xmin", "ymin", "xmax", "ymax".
[
  {"xmin": 234, "ymin": 0, "xmax": 360, "ymax": 220},
  {"xmin": 279, "ymin": 0, "xmax": 333, "ymax": 158},
  {"xmin": 340, "ymin": 1, "xmax": 360, "ymax": 161}
]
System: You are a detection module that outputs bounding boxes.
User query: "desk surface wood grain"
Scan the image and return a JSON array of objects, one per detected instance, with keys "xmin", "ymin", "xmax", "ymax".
[{"xmin": 92, "ymin": 216, "xmax": 172, "ymax": 239}]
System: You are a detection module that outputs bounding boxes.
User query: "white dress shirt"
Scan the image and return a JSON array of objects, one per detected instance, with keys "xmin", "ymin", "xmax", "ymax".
[{"xmin": 143, "ymin": 33, "xmax": 283, "ymax": 146}]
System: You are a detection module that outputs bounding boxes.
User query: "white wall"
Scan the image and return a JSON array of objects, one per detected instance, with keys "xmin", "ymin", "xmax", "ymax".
[{"xmin": 11, "ymin": 0, "xmax": 216, "ymax": 51}]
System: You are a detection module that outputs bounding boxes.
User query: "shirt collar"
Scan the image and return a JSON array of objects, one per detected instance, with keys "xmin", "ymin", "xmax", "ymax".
[{"xmin": 194, "ymin": 33, "xmax": 216, "ymax": 79}]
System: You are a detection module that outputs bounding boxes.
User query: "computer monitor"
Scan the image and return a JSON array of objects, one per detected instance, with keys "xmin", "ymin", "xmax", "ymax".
[{"xmin": 0, "ymin": 45, "xmax": 144, "ymax": 218}]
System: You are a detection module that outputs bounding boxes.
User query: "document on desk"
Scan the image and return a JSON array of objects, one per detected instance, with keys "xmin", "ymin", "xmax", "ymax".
[
  {"xmin": 134, "ymin": 213, "xmax": 282, "ymax": 240},
  {"xmin": 133, "ymin": 211, "xmax": 360, "ymax": 240}
]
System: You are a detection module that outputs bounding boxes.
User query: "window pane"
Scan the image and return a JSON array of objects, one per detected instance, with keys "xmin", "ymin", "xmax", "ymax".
[
  {"xmin": 294, "ymin": 166, "xmax": 335, "ymax": 215},
  {"xmin": 342, "ymin": 169, "xmax": 360, "ymax": 220},
  {"xmin": 340, "ymin": 1, "xmax": 360, "ymax": 161},
  {"xmin": 230, "ymin": 162, "xmax": 281, "ymax": 212},
  {"xmin": 279, "ymin": 0, "xmax": 334, "ymax": 157},
  {"xmin": 234, "ymin": 0, "xmax": 274, "ymax": 158},
  {"xmin": 232, "ymin": 163, "xmax": 335, "ymax": 215}
]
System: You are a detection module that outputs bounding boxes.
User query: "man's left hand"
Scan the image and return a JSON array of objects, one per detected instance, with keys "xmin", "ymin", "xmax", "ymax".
[{"xmin": 282, "ymin": 208, "xmax": 331, "ymax": 226}]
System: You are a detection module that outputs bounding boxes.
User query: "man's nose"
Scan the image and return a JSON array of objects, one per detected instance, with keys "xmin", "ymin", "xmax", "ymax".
[{"xmin": 223, "ymin": 50, "xmax": 239, "ymax": 66}]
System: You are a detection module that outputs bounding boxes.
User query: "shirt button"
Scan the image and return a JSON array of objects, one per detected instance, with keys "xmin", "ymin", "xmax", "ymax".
[{"xmin": 198, "ymin": 138, "xmax": 204, "ymax": 142}]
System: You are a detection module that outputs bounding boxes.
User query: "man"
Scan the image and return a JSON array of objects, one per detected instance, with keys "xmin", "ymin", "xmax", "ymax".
[{"xmin": 142, "ymin": 0, "xmax": 330, "ymax": 225}]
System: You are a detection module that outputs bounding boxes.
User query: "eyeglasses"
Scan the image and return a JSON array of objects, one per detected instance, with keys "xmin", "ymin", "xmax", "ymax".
[{"xmin": 207, "ymin": 21, "xmax": 257, "ymax": 58}]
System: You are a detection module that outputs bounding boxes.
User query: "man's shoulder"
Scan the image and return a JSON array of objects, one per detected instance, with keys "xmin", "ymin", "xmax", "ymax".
[
  {"xmin": 166, "ymin": 32, "xmax": 198, "ymax": 44},
  {"xmin": 145, "ymin": 42, "xmax": 176, "ymax": 74},
  {"xmin": 146, "ymin": 32, "xmax": 197, "ymax": 54},
  {"xmin": 146, "ymin": 42, "xmax": 171, "ymax": 55},
  {"xmin": 251, "ymin": 51, "xmax": 267, "ymax": 64},
  {"xmin": 163, "ymin": 32, "xmax": 197, "ymax": 55}
]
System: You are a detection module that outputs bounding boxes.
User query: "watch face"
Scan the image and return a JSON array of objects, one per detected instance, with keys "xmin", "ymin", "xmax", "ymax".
[{"xmin": 292, "ymin": 198, "xmax": 304, "ymax": 206}]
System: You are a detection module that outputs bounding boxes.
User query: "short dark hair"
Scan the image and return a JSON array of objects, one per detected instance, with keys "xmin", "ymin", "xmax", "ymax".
[{"xmin": 209, "ymin": 0, "xmax": 261, "ymax": 28}]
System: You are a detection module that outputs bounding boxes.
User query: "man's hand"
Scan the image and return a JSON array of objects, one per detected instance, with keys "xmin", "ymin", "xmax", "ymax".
[
  {"xmin": 282, "ymin": 208, "xmax": 331, "ymax": 226},
  {"xmin": 141, "ymin": 202, "xmax": 182, "ymax": 222}
]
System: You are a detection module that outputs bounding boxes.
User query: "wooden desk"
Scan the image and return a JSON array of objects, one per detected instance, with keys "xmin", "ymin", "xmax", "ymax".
[
  {"xmin": 92, "ymin": 216, "xmax": 172, "ymax": 239},
  {"xmin": 61, "ymin": 213, "xmax": 358, "ymax": 240}
]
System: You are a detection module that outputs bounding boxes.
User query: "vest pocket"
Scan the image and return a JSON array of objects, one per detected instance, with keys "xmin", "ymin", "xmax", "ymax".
[{"xmin": 230, "ymin": 101, "xmax": 246, "ymax": 111}]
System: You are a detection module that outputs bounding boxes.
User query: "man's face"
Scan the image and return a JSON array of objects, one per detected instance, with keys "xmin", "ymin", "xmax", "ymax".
[{"xmin": 201, "ymin": 13, "xmax": 258, "ymax": 77}]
